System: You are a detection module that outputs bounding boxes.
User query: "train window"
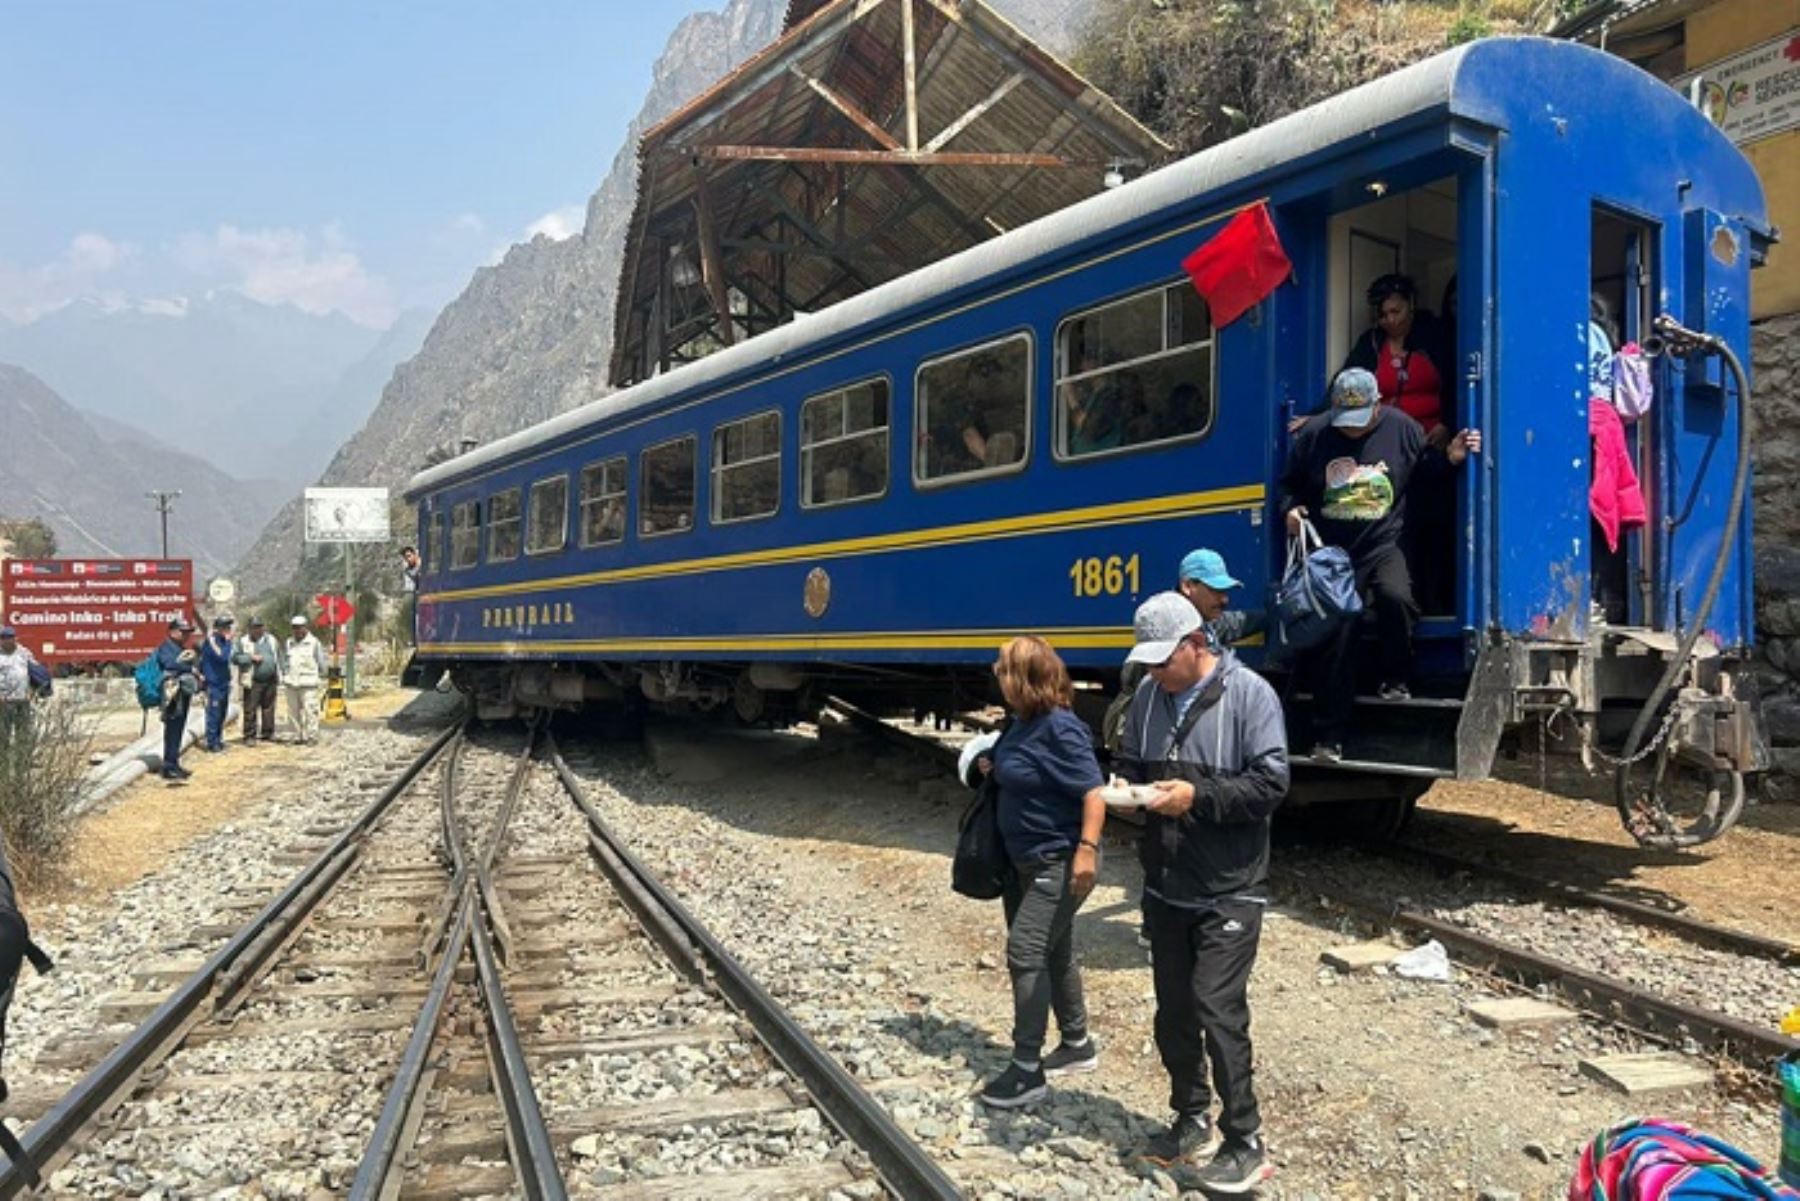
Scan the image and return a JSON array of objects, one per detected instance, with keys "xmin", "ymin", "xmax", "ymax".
[
  {"xmin": 579, "ymin": 456, "xmax": 628, "ymax": 548},
  {"xmin": 1055, "ymin": 282, "xmax": 1214, "ymax": 460},
  {"xmin": 801, "ymin": 378, "xmax": 889, "ymax": 508},
  {"xmin": 712, "ymin": 410, "xmax": 781, "ymax": 524},
  {"xmin": 488, "ymin": 488, "xmax": 522, "ymax": 563},
  {"xmin": 450, "ymin": 501, "xmax": 481, "ymax": 571},
  {"xmin": 640, "ymin": 435, "xmax": 696, "ymax": 537},
  {"xmin": 914, "ymin": 333, "xmax": 1031, "ymax": 486},
  {"xmin": 526, "ymin": 475, "xmax": 568, "ymax": 556},
  {"xmin": 427, "ymin": 510, "xmax": 444, "ymax": 575}
]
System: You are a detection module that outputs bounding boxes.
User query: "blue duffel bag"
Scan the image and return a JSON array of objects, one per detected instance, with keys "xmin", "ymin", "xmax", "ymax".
[{"xmin": 1271, "ymin": 518, "xmax": 1362, "ymax": 656}]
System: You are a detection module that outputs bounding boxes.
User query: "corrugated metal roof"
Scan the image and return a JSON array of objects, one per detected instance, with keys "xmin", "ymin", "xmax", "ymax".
[{"xmin": 608, "ymin": 0, "xmax": 1168, "ymax": 386}]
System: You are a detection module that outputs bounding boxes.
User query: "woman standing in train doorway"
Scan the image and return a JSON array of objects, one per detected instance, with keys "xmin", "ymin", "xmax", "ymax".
[{"xmin": 1343, "ymin": 273, "xmax": 1457, "ymax": 616}]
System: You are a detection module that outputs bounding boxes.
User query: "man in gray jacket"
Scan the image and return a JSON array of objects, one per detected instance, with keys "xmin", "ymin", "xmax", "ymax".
[
  {"xmin": 231, "ymin": 616, "xmax": 281, "ymax": 743},
  {"xmin": 1112, "ymin": 592, "xmax": 1288, "ymax": 1193}
]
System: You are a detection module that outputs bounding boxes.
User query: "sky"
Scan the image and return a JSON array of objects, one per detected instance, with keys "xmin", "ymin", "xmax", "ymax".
[{"xmin": 0, "ymin": 2, "xmax": 726, "ymax": 329}]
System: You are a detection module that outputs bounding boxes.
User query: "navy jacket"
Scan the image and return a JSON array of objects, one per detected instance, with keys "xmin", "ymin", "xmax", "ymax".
[{"xmin": 199, "ymin": 633, "xmax": 235, "ymax": 694}]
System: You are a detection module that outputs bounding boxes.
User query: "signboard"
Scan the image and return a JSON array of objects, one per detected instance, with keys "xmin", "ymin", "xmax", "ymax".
[
  {"xmin": 304, "ymin": 487, "xmax": 391, "ymax": 544},
  {"xmin": 1675, "ymin": 30, "xmax": 1800, "ymax": 146},
  {"xmin": 208, "ymin": 577, "xmax": 236, "ymax": 605},
  {"xmin": 1, "ymin": 558, "xmax": 194, "ymax": 666},
  {"xmin": 313, "ymin": 594, "xmax": 355, "ymax": 625}
]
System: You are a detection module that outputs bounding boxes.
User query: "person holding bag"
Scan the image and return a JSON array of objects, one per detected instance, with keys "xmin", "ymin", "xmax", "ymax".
[{"xmin": 975, "ymin": 635, "xmax": 1107, "ymax": 1110}]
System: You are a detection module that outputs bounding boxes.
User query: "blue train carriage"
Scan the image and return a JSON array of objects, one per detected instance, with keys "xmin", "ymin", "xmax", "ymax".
[{"xmin": 406, "ymin": 37, "xmax": 1771, "ymax": 847}]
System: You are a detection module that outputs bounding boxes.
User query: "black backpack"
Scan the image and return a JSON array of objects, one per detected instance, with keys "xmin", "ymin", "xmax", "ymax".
[{"xmin": 952, "ymin": 772, "xmax": 1012, "ymax": 901}]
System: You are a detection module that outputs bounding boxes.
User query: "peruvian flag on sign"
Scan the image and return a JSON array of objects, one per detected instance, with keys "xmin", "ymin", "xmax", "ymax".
[{"xmin": 1180, "ymin": 202, "xmax": 1293, "ymax": 328}]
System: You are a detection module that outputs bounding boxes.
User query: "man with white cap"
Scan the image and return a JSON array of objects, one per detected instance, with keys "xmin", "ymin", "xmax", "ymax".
[
  {"xmin": 1280, "ymin": 367, "xmax": 1479, "ymax": 761},
  {"xmin": 1111, "ymin": 591, "xmax": 1288, "ymax": 1192},
  {"xmin": 281, "ymin": 615, "xmax": 328, "ymax": 745}
]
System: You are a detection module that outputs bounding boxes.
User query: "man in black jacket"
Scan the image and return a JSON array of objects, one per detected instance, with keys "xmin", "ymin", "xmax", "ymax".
[{"xmin": 1112, "ymin": 592, "xmax": 1289, "ymax": 1193}]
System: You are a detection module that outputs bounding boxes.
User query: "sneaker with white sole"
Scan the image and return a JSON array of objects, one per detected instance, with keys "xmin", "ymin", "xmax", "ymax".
[
  {"xmin": 1310, "ymin": 742, "xmax": 1343, "ymax": 764},
  {"xmin": 1377, "ymin": 681, "xmax": 1412, "ymax": 701},
  {"xmin": 1197, "ymin": 1133, "xmax": 1273, "ymax": 1193},
  {"xmin": 1040, "ymin": 1039, "xmax": 1098, "ymax": 1077},
  {"xmin": 978, "ymin": 1062, "xmax": 1047, "ymax": 1109}
]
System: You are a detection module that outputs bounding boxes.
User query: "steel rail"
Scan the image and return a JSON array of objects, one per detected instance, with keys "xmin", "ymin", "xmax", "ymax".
[
  {"xmin": 1364, "ymin": 839, "xmax": 1799, "ymax": 966},
  {"xmin": 348, "ymin": 888, "xmax": 475, "ymax": 1200},
  {"xmin": 545, "ymin": 733, "xmax": 962, "ymax": 1201},
  {"xmin": 469, "ymin": 877, "xmax": 567, "ymax": 1201},
  {"xmin": 1312, "ymin": 884, "xmax": 1800, "ymax": 1071},
  {"xmin": 0, "ymin": 718, "xmax": 464, "ymax": 1196}
]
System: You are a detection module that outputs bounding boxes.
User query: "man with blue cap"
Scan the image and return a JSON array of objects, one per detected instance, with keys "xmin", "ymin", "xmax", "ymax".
[
  {"xmin": 1281, "ymin": 367, "xmax": 1480, "ymax": 761},
  {"xmin": 1176, "ymin": 548, "xmax": 1265, "ymax": 652}
]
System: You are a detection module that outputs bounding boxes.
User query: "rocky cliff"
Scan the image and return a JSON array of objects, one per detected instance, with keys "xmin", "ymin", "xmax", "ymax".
[{"xmin": 232, "ymin": 0, "xmax": 1093, "ymax": 595}]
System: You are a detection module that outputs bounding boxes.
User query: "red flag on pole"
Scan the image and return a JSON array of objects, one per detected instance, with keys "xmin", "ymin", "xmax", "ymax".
[{"xmin": 1180, "ymin": 202, "xmax": 1293, "ymax": 328}]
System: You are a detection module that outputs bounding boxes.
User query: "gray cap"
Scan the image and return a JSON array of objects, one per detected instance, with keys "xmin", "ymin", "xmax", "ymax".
[{"xmin": 1125, "ymin": 591, "xmax": 1204, "ymax": 665}]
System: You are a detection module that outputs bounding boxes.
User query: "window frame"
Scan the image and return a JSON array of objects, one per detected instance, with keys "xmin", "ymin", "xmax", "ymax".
[
  {"xmin": 486, "ymin": 486, "xmax": 523, "ymax": 564},
  {"xmin": 524, "ymin": 473, "xmax": 569, "ymax": 557},
  {"xmin": 1051, "ymin": 280, "xmax": 1218, "ymax": 465},
  {"xmin": 638, "ymin": 433, "xmax": 698, "ymax": 540},
  {"xmin": 577, "ymin": 455, "xmax": 629, "ymax": 550},
  {"xmin": 799, "ymin": 374, "xmax": 892, "ymax": 511},
  {"xmin": 710, "ymin": 408, "xmax": 783, "ymax": 526},
  {"xmin": 911, "ymin": 329, "xmax": 1035, "ymax": 491},
  {"xmin": 426, "ymin": 509, "xmax": 444, "ymax": 576},
  {"xmin": 449, "ymin": 500, "xmax": 481, "ymax": 572}
]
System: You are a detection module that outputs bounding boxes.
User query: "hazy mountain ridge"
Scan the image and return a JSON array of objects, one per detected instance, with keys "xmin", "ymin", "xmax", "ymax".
[{"xmin": 0, "ymin": 364, "xmax": 288, "ymax": 578}]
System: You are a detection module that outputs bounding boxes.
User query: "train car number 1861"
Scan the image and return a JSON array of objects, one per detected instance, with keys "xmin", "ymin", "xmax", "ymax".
[{"xmin": 1068, "ymin": 554, "xmax": 1141, "ymax": 598}]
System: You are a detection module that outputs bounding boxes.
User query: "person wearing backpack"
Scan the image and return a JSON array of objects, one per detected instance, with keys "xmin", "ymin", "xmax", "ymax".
[
  {"xmin": 282, "ymin": 615, "xmax": 327, "ymax": 745},
  {"xmin": 1112, "ymin": 592, "xmax": 1289, "ymax": 1192},
  {"xmin": 232, "ymin": 616, "xmax": 281, "ymax": 744},
  {"xmin": 154, "ymin": 618, "xmax": 200, "ymax": 781}
]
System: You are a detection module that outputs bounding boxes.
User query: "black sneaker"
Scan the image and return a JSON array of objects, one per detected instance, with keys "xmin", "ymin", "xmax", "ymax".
[
  {"xmin": 1197, "ymin": 1134, "xmax": 1272, "ymax": 1193},
  {"xmin": 1140, "ymin": 1113, "xmax": 1219, "ymax": 1166},
  {"xmin": 1377, "ymin": 681, "xmax": 1412, "ymax": 702},
  {"xmin": 977, "ymin": 1062, "xmax": 1047, "ymax": 1109},
  {"xmin": 1310, "ymin": 743, "xmax": 1343, "ymax": 764},
  {"xmin": 1040, "ymin": 1039, "xmax": 1098, "ymax": 1077}
]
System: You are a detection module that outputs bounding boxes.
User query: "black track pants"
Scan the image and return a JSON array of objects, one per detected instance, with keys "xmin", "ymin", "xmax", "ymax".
[{"xmin": 1146, "ymin": 893, "xmax": 1264, "ymax": 1139}]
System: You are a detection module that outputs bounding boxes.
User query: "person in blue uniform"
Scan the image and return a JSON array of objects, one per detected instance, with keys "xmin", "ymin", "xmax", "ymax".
[{"xmin": 199, "ymin": 615, "xmax": 236, "ymax": 752}]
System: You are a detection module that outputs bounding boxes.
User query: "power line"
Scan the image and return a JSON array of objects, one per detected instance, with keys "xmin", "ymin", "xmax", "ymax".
[{"xmin": 146, "ymin": 490, "xmax": 182, "ymax": 559}]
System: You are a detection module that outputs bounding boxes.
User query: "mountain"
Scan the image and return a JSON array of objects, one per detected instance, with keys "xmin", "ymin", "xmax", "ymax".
[
  {"xmin": 0, "ymin": 364, "xmax": 288, "ymax": 579},
  {"xmin": 232, "ymin": 0, "xmax": 1094, "ymax": 595},
  {"xmin": 0, "ymin": 294, "xmax": 432, "ymax": 485}
]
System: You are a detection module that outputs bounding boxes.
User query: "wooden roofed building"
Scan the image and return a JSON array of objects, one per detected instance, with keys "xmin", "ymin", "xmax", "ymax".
[{"xmin": 608, "ymin": 0, "xmax": 1169, "ymax": 385}]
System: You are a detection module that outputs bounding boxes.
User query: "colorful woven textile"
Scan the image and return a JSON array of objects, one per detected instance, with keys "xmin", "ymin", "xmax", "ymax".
[{"xmin": 1569, "ymin": 1118, "xmax": 1800, "ymax": 1200}]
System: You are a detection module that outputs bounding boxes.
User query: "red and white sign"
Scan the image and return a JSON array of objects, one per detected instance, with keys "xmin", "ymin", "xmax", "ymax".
[{"xmin": 1, "ymin": 558, "xmax": 194, "ymax": 666}]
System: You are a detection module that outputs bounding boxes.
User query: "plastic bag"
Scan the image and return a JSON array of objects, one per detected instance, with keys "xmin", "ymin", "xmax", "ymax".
[{"xmin": 1392, "ymin": 939, "xmax": 1451, "ymax": 982}]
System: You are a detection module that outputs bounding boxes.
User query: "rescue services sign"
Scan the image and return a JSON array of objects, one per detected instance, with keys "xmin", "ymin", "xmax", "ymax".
[
  {"xmin": 1676, "ymin": 30, "xmax": 1800, "ymax": 146},
  {"xmin": 1, "ymin": 558, "xmax": 194, "ymax": 665}
]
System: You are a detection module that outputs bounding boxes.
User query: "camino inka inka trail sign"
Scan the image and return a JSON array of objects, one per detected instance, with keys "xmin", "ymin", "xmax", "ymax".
[{"xmin": 303, "ymin": 487, "xmax": 391, "ymax": 544}]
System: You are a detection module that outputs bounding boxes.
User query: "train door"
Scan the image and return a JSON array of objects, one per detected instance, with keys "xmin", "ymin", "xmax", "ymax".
[{"xmin": 1590, "ymin": 208, "xmax": 1659, "ymax": 627}]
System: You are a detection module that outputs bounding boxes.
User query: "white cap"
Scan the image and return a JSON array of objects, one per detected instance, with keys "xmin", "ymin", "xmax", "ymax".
[
  {"xmin": 290, "ymin": 615, "xmax": 308, "ymax": 626},
  {"xmin": 957, "ymin": 730, "xmax": 1001, "ymax": 789},
  {"xmin": 1124, "ymin": 591, "xmax": 1205, "ymax": 665}
]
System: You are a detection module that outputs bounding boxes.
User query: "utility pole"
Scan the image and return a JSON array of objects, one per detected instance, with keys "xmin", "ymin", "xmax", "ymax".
[{"xmin": 147, "ymin": 490, "xmax": 182, "ymax": 558}]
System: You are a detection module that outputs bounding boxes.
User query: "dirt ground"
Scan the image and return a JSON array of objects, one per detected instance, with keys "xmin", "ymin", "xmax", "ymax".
[
  {"xmin": 25, "ymin": 683, "xmax": 418, "ymax": 910},
  {"xmin": 1418, "ymin": 770, "xmax": 1800, "ymax": 944},
  {"xmin": 621, "ymin": 717, "xmax": 1791, "ymax": 1198}
]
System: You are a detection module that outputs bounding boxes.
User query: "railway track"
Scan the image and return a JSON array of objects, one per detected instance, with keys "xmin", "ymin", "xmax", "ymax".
[
  {"xmin": 0, "ymin": 717, "xmax": 959, "ymax": 1200},
  {"xmin": 838, "ymin": 703, "xmax": 1800, "ymax": 1081}
]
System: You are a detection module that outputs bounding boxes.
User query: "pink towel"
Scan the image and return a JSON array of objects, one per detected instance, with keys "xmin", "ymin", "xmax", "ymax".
[{"xmin": 1590, "ymin": 398, "xmax": 1647, "ymax": 553}]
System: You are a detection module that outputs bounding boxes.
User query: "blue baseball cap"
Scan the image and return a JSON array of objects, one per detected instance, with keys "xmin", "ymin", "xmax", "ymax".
[
  {"xmin": 1331, "ymin": 367, "xmax": 1380, "ymax": 429},
  {"xmin": 1178, "ymin": 548, "xmax": 1241, "ymax": 591},
  {"xmin": 0, "ymin": 626, "xmax": 15, "ymax": 638}
]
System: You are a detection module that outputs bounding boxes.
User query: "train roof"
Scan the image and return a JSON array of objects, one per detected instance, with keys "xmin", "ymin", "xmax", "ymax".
[{"xmin": 407, "ymin": 35, "xmax": 1760, "ymax": 499}]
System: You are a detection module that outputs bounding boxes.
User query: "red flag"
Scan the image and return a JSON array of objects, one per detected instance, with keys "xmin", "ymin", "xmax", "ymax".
[{"xmin": 1180, "ymin": 202, "xmax": 1293, "ymax": 328}]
